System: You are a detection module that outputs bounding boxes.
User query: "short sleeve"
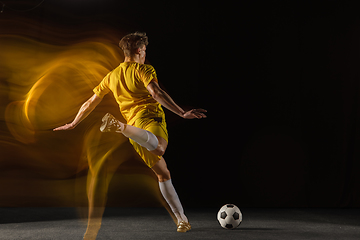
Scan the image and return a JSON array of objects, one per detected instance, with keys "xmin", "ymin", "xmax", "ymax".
[
  {"xmin": 93, "ymin": 71, "xmax": 111, "ymax": 98},
  {"xmin": 140, "ymin": 64, "xmax": 158, "ymax": 87}
]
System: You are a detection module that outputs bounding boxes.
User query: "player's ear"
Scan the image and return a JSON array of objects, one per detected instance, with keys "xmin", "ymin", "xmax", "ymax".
[{"xmin": 135, "ymin": 47, "xmax": 141, "ymax": 55}]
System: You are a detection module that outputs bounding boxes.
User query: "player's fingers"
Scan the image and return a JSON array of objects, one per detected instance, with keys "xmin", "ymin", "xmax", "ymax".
[
  {"xmin": 194, "ymin": 112, "xmax": 206, "ymax": 118},
  {"xmin": 53, "ymin": 124, "xmax": 72, "ymax": 131},
  {"xmin": 195, "ymin": 109, "xmax": 207, "ymax": 118},
  {"xmin": 53, "ymin": 126, "xmax": 64, "ymax": 131},
  {"xmin": 191, "ymin": 113, "xmax": 201, "ymax": 119}
]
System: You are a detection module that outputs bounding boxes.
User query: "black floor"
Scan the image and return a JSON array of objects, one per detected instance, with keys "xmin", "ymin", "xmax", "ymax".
[{"xmin": 0, "ymin": 208, "xmax": 359, "ymax": 239}]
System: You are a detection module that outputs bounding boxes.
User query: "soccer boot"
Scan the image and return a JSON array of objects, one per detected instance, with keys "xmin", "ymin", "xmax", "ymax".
[
  {"xmin": 100, "ymin": 113, "xmax": 122, "ymax": 133},
  {"xmin": 177, "ymin": 221, "xmax": 191, "ymax": 233}
]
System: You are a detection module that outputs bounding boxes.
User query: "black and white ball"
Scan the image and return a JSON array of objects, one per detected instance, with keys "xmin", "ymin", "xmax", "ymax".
[{"xmin": 217, "ymin": 204, "xmax": 242, "ymax": 229}]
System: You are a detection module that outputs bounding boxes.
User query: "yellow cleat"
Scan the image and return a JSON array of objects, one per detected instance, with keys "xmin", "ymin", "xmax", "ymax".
[
  {"xmin": 100, "ymin": 113, "xmax": 121, "ymax": 133},
  {"xmin": 177, "ymin": 221, "xmax": 191, "ymax": 232}
]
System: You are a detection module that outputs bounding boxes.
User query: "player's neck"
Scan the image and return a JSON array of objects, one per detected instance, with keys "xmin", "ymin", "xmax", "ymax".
[{"xmin": 124, "ymin": 56, "xmax": 142, "ymax": 64}]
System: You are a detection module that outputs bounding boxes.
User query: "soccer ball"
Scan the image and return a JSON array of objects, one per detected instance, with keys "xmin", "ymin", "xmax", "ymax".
[{"xmin": 217, "ymin": 204, "xmax": 242, "ymax": 229}]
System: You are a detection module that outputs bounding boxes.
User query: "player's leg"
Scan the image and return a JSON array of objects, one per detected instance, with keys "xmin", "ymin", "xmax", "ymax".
[
  {"xmin": 100, "ymin": 113, "xmax": 167, "ymax": 155},
  {"xmin": 151, "ymin": 135, "xmax": 167, "ymax": 156},
  {"xmin": 151, "ymin": 157, "xmax": 191, "ymax": 232},
  {"xmin": 100, "ymin": 113, "xmax": 188, "ymax": 230}
]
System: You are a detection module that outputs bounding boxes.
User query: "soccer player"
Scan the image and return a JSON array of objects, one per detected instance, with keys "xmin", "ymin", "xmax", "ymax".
[{"xmin": 54, "ymin": 32, "xmax": 207, "ymax": 233}]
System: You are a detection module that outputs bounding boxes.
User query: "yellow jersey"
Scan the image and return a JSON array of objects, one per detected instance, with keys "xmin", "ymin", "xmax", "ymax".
[{"xmin": 93, "ymin": 62, "xmax": 165, "ymax": 125}]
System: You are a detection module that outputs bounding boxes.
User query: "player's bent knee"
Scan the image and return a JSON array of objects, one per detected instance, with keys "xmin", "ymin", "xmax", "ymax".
[
  {"xmin": 150, "ymin": 136, "xmax": 167, "ymax": 156},
  {"xmin": 151, "ymin": 142, "xmax": 167, "ymax": 156},
  {"xmin": 151, "ymin": 147, "xmax": 166, "ymax": 156}
]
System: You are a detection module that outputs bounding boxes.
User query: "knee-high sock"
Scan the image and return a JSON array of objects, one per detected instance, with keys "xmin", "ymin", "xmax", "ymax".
[
  {"xmin": 159, "ymin": 179, "xmax": 188, "ymax": 223},
  {"xmin": 122, "ymin": 124, "xmax": 159, "ymax": 151}
]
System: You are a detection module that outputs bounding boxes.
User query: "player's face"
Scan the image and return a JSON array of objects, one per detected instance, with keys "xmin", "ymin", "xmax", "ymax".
[{"xmin": 139, "ymin": 45, "xmax": 146, "ymax": 64}]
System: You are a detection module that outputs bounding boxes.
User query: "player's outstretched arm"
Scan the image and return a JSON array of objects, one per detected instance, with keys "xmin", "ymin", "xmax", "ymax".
[
  {"xmin": 53, "ymin": 93, "xmax": 102, "ymax": 131},
  {"xmin": 147, "ymin": 81, "xmax": 207, "ymax": 119}
]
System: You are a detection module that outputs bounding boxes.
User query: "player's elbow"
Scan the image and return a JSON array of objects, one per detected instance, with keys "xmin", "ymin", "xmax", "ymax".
[
  {"xmin": 84, "ymin": 96, "xmax": 100, "ymax": 111},
  {"xmin": 80, "ymin": 101, "xmax": 91, "ymax": 112},
  {"xmin": 151, "ymin": 89, "xmax": 164, "ymax": 102}
]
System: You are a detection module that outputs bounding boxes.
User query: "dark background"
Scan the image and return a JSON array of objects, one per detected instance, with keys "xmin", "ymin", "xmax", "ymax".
[{"xmin": 1, "ymin": 0, "xmax": 360, "ymax": 208}]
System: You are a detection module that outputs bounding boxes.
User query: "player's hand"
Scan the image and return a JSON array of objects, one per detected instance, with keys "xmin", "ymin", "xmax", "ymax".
[
  {"xmin": 53, "ymin": 123, "xmax": 75, "ymax": 131},
  {"xmin": 182, "ymin": 109, "xmax": 207, "ymax": 119}
]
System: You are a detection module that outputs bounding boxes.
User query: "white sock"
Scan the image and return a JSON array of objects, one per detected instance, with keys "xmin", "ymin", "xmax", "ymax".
[
  {"xmin": 122, "ymin": 124, "xmax": 159, "ymax": 151},
  {"xmin": 159, "ymin": 179, "xmax": 188, "ymax": 223}
]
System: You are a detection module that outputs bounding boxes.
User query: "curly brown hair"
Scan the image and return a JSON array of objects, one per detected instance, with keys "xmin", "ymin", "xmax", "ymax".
[{"xmin": 119, "ymin": 32, "xmax": 149, "ymax": 57}]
